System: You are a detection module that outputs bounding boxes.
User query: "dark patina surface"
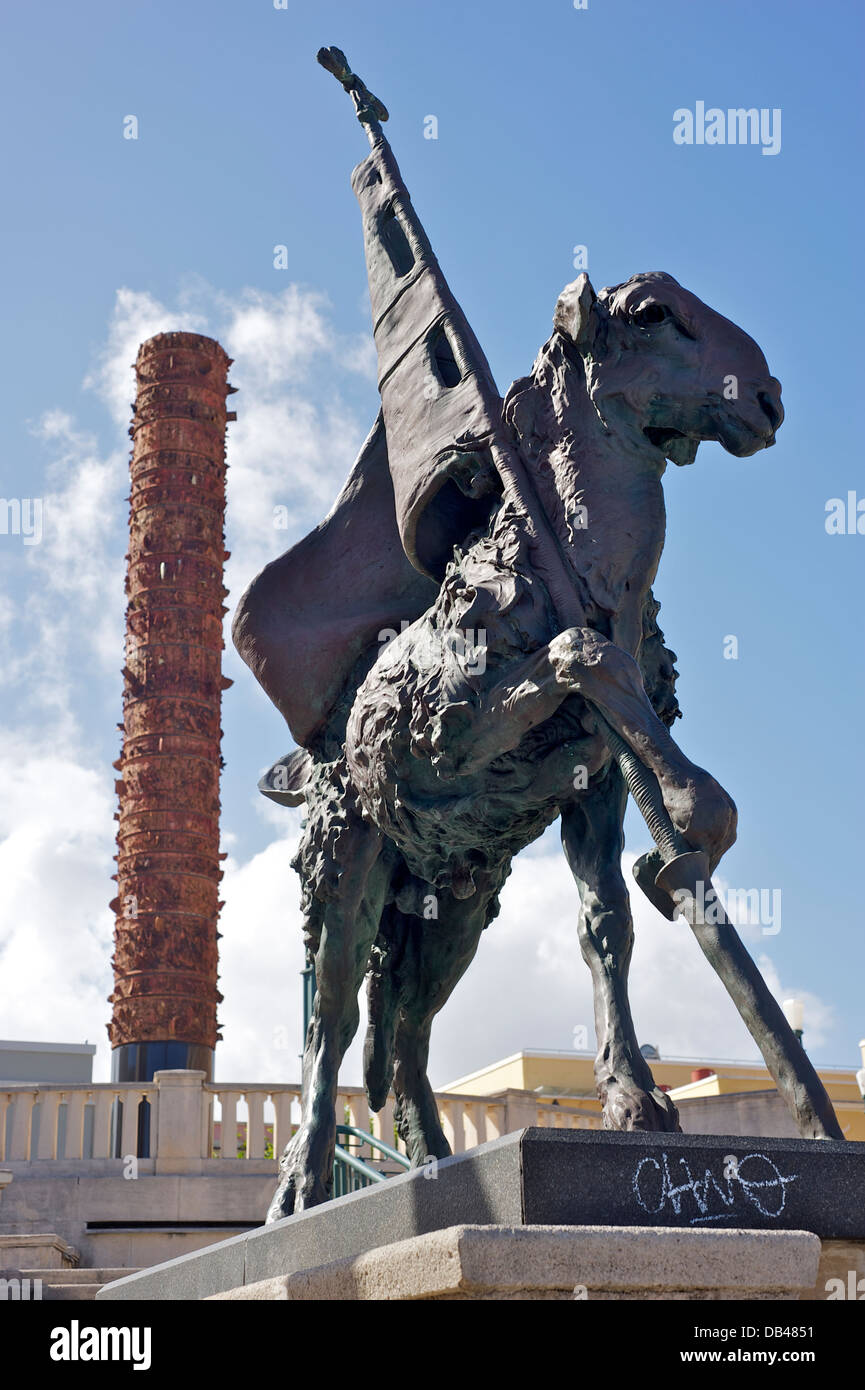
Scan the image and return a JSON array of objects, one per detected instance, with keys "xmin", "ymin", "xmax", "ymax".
[{"xmin": 231, "ymin": 49, "xmax": 839, "ymax": 1222}]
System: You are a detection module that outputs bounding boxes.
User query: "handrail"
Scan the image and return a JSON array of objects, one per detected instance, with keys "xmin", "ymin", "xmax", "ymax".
[
  {"xmin": 336, "ymin": 1124, "xmax": 410, "ymax": 1169},
  {"xmin": 332, "ymin": 1143, "xmax": 387, "ymax": 1184}
]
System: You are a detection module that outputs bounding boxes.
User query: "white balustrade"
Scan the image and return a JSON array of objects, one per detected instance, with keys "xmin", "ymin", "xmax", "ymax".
[
  {"xmin": 0, "ymin": 1077, "xmax": 598, "ymax": 1166},
  {"xmin": 0, "ymin": 1084, "xmax": 157, "ymax": 1160}
]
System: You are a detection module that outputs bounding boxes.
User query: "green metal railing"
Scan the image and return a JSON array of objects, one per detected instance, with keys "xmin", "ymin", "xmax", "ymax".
[{"xmin": 333, "ymin": 1124, "xmax": 410, "ymax": 1198}]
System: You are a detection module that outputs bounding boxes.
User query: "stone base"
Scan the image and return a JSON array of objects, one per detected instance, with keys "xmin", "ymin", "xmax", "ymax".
[
  {"xmin": 98, "ymin": 1128, "xmax": 865, "ymax": 1301},
  {"xmin": 207, "ymin": 1224, "xmax": 821, "ymax": 1301},
  {"xmin": 0, "ymin": 1233, "xmax": 79, "ymax": 1271}
]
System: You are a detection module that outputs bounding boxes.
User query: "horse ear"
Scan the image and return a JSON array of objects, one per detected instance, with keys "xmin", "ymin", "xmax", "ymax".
[{"xmin": 553, "ymin": 274, "xmax": 598, "ymax": 349}]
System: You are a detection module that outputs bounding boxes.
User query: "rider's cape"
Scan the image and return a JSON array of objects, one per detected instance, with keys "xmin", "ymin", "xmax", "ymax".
[{"xmin": 235, "ymin": 122, "xmax": 504, "ymax": 751}]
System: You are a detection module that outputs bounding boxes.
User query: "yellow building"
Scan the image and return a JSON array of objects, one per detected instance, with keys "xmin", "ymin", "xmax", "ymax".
[{"xmin": 441, "ymin": 1042, "xmax": 865, "ymax": 1142}]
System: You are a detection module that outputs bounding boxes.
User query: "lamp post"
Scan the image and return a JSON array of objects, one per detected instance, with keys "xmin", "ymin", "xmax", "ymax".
[{"xmin": 782, "ymin": 997, "xmax": 804, "ymax": 1045}]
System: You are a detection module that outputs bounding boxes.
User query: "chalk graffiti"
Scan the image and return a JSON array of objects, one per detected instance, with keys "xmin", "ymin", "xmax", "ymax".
[{"xmin": 631, "ymin": 1150, "xmax": 798, "ymax": 1225}]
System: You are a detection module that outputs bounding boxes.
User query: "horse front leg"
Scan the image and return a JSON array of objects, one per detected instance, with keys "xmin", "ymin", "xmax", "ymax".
[
  {"xmin": 430, "ymin": 625, "xmax": 736, "ymax": 872},
  {"xmin": 561, "ymin": 763, "xmax": 680, "ymax": 1133}
]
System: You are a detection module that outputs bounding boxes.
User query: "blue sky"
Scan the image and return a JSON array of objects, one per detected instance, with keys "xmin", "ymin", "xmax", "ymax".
[{"xmin": 0, "ymin": 0, "xmax": 862, "ymax": 1088}]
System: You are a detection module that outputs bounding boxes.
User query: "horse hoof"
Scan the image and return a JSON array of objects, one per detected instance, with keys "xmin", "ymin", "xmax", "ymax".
[
  {"xmin": 601, "ymin": 1082, "xmax": 681, "ymax": 1133},
  {"xmin": 265, "ymin": 1175, "xmax": 296, "ymax": 1224}
]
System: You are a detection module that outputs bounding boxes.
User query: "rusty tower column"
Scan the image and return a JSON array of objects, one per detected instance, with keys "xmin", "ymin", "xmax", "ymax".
[{"xmin": 108, "ymin": 332, "xmax": 235, "ymax": 1082}]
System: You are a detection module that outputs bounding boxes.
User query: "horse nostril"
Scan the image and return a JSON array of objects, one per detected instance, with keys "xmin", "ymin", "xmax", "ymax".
[{"xmin": 757, "ymin": 390, "xmax": 781, "ymax": 430}]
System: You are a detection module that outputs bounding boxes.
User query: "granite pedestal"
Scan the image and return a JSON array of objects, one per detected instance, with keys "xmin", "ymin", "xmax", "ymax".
[{"xmin": 97, "ymin": 1128, "xmax": 865, "ymax": 1301}]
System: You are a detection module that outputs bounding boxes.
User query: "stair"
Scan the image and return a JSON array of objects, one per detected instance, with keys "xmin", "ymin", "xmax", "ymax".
[{"xmin": 20, "ymin": 1267, "xmax": 139, "ymax": 1301}]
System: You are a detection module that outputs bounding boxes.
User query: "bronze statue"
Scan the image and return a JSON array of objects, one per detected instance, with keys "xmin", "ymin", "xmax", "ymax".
[{"xmin": 233, "ymin": 48, "xmax": 842, "ymax": 1220}]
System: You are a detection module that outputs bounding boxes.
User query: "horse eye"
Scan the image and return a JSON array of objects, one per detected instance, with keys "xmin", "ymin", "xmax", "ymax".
[{"xmin": 633, "ymin": 303, "xmax": 669, "ymax": 326}]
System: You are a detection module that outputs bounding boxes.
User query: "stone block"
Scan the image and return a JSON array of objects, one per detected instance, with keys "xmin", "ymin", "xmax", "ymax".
[
  {"xmin": 0, "ymin": 1233, "xmax": 78, "ymax": 1270},
  {"xmin": 208, "ymin": 1224, "xmax": 821, "ymax": 1301}
]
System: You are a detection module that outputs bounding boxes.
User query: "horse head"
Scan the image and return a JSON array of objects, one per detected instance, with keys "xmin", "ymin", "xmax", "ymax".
[{"xmin": 551, "ymin": 271, "xmax": 784, "ymax": 466}]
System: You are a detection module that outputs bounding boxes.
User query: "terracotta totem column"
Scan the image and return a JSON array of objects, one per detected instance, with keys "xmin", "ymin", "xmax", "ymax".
[{"xmin": 108, "ymin": 332, "xmax": 235, "ymax": 1082}]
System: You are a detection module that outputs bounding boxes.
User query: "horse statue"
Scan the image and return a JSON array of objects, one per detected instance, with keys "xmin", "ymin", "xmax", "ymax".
[{"xmin": 232, "ymin": 48, "xmax": 842, "ymax": 1220}]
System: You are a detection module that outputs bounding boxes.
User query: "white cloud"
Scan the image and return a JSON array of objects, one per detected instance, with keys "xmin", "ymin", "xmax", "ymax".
[
  {"xmin": 216, "ymin": 819, "xmax": 306, "ymax": 1083},
  {"xmin": 0, "ymin": 736, "xmax": 116, "ymax": 1075},
  {"xmin": 82, "ymin": 280, "xmax": 377, "ymax": 634},
  {"xmin": 83, "ymin": 287, "xmax": 206, "ymax": 429},
  {"xmin": 0, "ymin": 413, "xmax": 126, "ymax": 742}
]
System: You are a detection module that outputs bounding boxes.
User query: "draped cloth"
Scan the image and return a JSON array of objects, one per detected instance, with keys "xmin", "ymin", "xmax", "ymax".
[
  {"xmin": 232, "ymin": 412, "xmax": 438, "ymax": 749},
  {"xmin": 233, "ymin": 133, "xmax": 505, "ymax": 750}
]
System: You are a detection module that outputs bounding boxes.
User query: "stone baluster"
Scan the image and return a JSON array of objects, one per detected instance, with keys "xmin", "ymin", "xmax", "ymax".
[
  {"xmin": 272, "ymin": 1090, "xmax": 295, "ymax": 1156},
  {"xmin": 65, "ymin": 1089, "xmax": 90, "ymax": 1160},
  {"xmin": 35, "ymin": 1091, "xmax": 63, "ymax": 1159},
  {"xmin": 245, "ymin": 1091, "xmax": 265, "ymax": 1159},
  {"xmin": 484, "ymin": 1104, "xmax": 504, "ymax": 1143},
  {"xmin": 8, "ymin": 1092, "xmax": 35, "ymax": 1160},
  {"xmin": 117, "ymin": 1089, "xmax": 139, "ymax": 1159},
  {"xmin": 219, "ymin": 1091, "xmax": 239, "ymax": 1158},
  {"xmin": 333, "ymin": 1089, "xmax": 346, "ymax": 1131},
  {"xmin": 347, "ymin": 1091, "xmax": 371, "ymax": 1158},
  {"xmin": 91, "ymin": 1090, "xmax": 116, "ymax": 1159},
  {"xmin": 375, "ymin": 1096, "xmax": 397, "ymax": 1152},
  {"xmin": 462, "ymin": 1101, "xmax": 481, "ymax": 1151},
  {"xmin": 201, "ymin": 1091, "xmax": 214, "ymax": 1158},
  {"xmin": 445, "ymin": 1095, "xmax": 464, "ymax": 1150},
  {"xmin": 437, "ymin": 1099, "xmax": 452, "ymax": 1151}
]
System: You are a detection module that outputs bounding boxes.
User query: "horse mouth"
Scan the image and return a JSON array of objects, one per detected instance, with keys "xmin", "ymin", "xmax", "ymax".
[
  {"xmin": 715, "ymin": 416, "xmax": 776, "ymax": 457},
  {"xmin": 644, "ymin": 427, "xmax": 698, "ymax": 467}
]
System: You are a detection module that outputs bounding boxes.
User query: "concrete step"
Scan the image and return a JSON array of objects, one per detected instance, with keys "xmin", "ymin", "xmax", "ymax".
[
  {"xmin": 19, "ymin": 1268, "xmax": 140, "ymax": 1300},
  {"xmin": 42, "ymin": 1283, "xmax": 104, "ymax": 1302},
  {"xmin": 21, "ymin": 1267, "xmax": 136, "ymax": 1285}
]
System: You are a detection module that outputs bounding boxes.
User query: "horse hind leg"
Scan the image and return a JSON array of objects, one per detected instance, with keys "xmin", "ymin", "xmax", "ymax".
[
  {"xmin": 362, "ymin": 903, "xmax": 452, "ymax": 1162},
  {"xmin": 562, "ymin": 763, "xmax": 680, "ymax": 1133},
  {"xmin": 266, "ymin": 817, "xmax": 392, "ymax": 1222},
  {"xmin": 389, "ymin": 878, "xmax": 497, "ymax": 1166},
  {"xmin": 363, "ymin": 903, "xmax": 409, "ymax": 1112}
]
